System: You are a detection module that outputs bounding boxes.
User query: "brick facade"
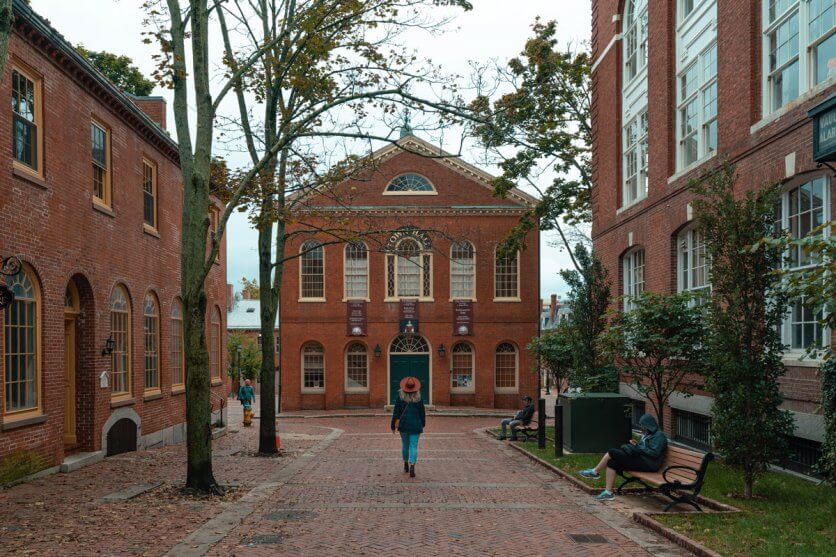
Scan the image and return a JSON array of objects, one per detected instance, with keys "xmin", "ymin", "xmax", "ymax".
[
  {"xmin": 591, "ymin": 0, "xmax": 834, "ymax": 445},
  {"xmin": 0, "ymin": 3, "xmax": 227, "ymax": 469},
  {"xmin": 280, "ymin": 136, "xmax": 540, "ymax": 410}
]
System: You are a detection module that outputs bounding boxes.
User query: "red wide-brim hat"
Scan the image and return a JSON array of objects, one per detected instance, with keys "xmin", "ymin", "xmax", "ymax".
[{"xmin": 400, "ymin": 376, "xmax": 421, "ymax": 393}]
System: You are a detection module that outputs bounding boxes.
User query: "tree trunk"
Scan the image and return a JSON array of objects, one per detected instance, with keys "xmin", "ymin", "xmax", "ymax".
[
  {"xmin": 183, "ymin": 288, "xmax": 216, "ymax": 490},
  {"xmin": 257, "ymin": 218, "xmax": 278, "ymax": 454},
  {"xmin": 0, "ymin": 0, "xmax": 12, "ymax": 79},
  {"xmin": 743, "ymin": 468, "xmax": 754, "ymax": 499}
]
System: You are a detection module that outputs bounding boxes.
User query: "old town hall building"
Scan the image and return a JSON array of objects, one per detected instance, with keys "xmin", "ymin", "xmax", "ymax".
[
  {"xmin": 591, "ymin": 0, "xmax": 834, "ymax": 472},
  {"xmin": 0, "ymin": 1, "xmax": 227, "ymax": 471},
  {"xmin": 280, "ymin": 134, "xmax": 540, "ymax": 410}
]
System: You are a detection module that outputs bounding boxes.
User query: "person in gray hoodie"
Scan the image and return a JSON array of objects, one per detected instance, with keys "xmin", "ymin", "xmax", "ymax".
[{"xmin": 579, "ymin": 413, "xmax": 667, "ymax": 501}]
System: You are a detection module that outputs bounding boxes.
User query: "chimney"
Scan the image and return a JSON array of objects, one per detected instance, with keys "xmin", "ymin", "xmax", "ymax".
[
  {"xmin": 226, "ymin": 284, "xmax": 234, "ymax": 311},
  {"xmin": 242, "ymin": 290, "xmax": 251, "ymax": 300},
  {"xmin": 130, "ymin": 95, "xmax": 167, "ymax": 131},
  {"xmin": 549, "ymin": 294, "xmax": 557, "ymax": 321}
]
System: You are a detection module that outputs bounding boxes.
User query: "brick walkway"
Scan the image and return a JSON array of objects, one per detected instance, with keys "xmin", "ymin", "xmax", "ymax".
[{"xmin": 205, "ymin": 417, "xmax": 683, "ymax": 557}]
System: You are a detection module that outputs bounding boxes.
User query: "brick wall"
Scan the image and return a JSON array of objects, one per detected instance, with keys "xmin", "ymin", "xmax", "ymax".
[
  {"xmin": 0, "ymin": 20, "xmax": 227, "ymax": 466},
  {"xmin": 591, "ymin": 0, "xmax": 834, "ymax": 436}
]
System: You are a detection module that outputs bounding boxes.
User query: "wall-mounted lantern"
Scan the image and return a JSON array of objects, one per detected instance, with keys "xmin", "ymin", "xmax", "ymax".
[
  {"xmin": 437, "ymin": 344, "xmax": 446, "ymax": 359},
  {"xmin": 374, "ymin": 344, "xmax": 382, "ymax": 358},
  {"xmin": 101, "ymin": 334, "xmax": 116, "ymax": 356}
]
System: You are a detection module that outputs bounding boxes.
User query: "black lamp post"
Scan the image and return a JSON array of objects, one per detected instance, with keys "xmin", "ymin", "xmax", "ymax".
[
  {"xmin": 236, "ymin": 344, "xmax": 242, "ymax": 388},
  {"xmin": 101, "ymin": 335, "xmax": 116, "ymax": 356}
]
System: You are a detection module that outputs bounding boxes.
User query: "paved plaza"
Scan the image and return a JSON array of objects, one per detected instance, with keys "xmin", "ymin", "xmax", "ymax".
[{"xmin": 0, "ymin": 410, "xmax": 683, "ymax": 556}]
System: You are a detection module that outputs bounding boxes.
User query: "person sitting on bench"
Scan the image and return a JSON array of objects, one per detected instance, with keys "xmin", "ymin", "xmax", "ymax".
[
  {"xmin": 578, "ymin": 413, "xmax": 667, "ymax": 501},
  {"xmin": 498, "ymin": 396, "xmax": 535, "ymax": 441}
]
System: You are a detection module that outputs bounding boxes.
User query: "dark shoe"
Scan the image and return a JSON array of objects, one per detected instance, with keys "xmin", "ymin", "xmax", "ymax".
[
  {"xmin": 510, "ymin": 437, "xmax": 518, "ymax": 442},
  {"xmin": 498, "ymin": 436, "xmax": 507, "ymax": 441},
  {"xmin": 409, "ymin": 464, "xmax": 415, "ymax": 478},
  {"xmin": 404, "ymin": 461, "xmax": 409, "ymax": 473}
]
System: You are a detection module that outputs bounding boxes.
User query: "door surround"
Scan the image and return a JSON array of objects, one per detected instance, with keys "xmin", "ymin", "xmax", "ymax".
[{"xmin": 386, "ymin": 334, "xmax": 432, "ymax": 405}]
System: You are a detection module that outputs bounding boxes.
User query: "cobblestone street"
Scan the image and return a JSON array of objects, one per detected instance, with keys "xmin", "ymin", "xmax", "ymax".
[{"xmin": 0, "ymin": 410, "xmax": 684, "ymax": 556}]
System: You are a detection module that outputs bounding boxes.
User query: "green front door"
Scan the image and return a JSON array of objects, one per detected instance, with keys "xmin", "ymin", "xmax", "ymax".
[{"xmin": 389, "ymin": 354, "xmax": 430, "ymax": 404}]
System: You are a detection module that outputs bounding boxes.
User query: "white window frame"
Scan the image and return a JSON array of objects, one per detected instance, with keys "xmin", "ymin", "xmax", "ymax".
[
  {"xmin": 450, "ymin": 342, "xmax": 475, "ymax": 393},
  {"xmin": 384, "ymin": 238, "xmax": 433, "ymax": 302},
  {"xmin": 299, "ymin": 240, "xmax": 326, "ymax": 302},
  {"xmin": 677, "ymin": 227, "xmax": 711, "ymax": 302},
  {"xmin": 762, "ymin": 0, "xmax": 836, "ymax": 116},
  {"xmin": 623, "ymin": 248, "xmax": 646, "ymax": 312},
  {"xmin": 623, "ymin": 0, "xmax": 649, "ymax": 86},
  {"xmin": 493, "ymin": 248, "xmax": 521, "ymax": 302},
  {"xmin": 622, "ymin": 110, "xmax": 648, "ymax": 207},
  {"xmin": 450, "ymin": 240, "xmax": 476, "ymax": 301},
  {"xmin": 301, "ymin": 342, "xmax": 326, "ymax": 393},
  {"xmin": 676, "ymin": 42, "xmax": 718, "ymax": 170},
  {"xmin": 494, "ymin": 342, "xmax": 519, "ymax": 394},
  {"xmin": 344, "ymin": 342, "xmax": 369, "ymax": 393},
  {"xmin": 382, "ymin": 173, "xmax": 438, "ymax": 196},
  {"xmin": 774, "ymin": 175, "xmax": 831, "ymax": 356},
  {"xmin": 343, "ymin": 242, "xmax": 369, "ymax": 301}
]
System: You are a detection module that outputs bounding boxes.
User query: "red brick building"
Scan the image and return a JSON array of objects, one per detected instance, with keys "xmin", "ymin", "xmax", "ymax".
[
  {"xmin": 280, "ymin": 134, "xmax": 540, "ymax": 410},
  {"xmin": 591, "ymin": 0, "xmax": 833, "ymax": 469},
  {"xmin": 0, "ymin": 1, "xmax": 227, "ymax": 472}
]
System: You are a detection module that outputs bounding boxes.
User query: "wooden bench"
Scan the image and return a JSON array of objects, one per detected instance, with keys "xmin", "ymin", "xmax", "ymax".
[
  {"xmin": 616, "ymin": 445, "xmax": 715, "ymax": 512},
  {"xmin": 515, "ymin": 424, "xmax": 539, "ymax": 442}
]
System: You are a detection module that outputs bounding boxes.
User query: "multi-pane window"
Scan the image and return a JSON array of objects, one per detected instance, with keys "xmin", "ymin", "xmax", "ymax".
[
  {"xmin": 386, "ymin": 238, "xmax": 432, "ymax": 299},
  {"xmin": 11, "ymin": 68, "xmax": 40, "ymax": 172},
  {"xmin": 623, "ymin": 111, "xmax": 648, "ymax": 206},
  {"xmin": 765, "ymin": 1, "xmax": 835, "ymax": 113},
  {"xmin": 345, "ymin": 343, "xmax": 368, "ymax": 391},
  {"xmin": 344, "ymin": 242, "xmax": 368, "ymax": 299},
  {"xmin": 4, "ymin": 267, "xmax": 39, "ymax": 415},
  {"xmin": 623, "ymin": 0, "xmax": 649, "ymax": 83},
  {"xmin": 680, "ymin": 0, "xmax": 697, "ymax": 20},
  {"xmin": 677, "ymin": 228, "xmax": 711, "ymax": 302},
  {"xmin": 623, "ymin": 249, "xmax": 645, "ymax": 312},
  {"xmin": 110, "ymin": 286, "xmax": 131, "ymax": 396},
  {"xmin": 678, "ymin": 43, "xmax": 718, "ymax": 168},
  {"xmin": 451, "ymin": 241, "xmax": 475, "ymax": 299},
  {"xmin": 774, "ymin": 177, "xmax": 831, "ymax": 351},
  {"xmin": 385, "ymin": 173, "xmax": 435, "ymax": 193},
  {"xmin": 143, "ymin": 294, "xmax": 160, "ymax": 391},
  {"xmin": 92, "ymin": 122, "xmax": 111, "ymax": 205},
  {"xmin": 300, "ymin": 240, "xmax": 325, "ymax": 299},
  {"xmin": 494, "ymin": 248, "xmax": 519, "ymax": 299},
  {"xmin": 451, "ymin": 343, "xmax": 474, "ymax": 391},
  {"xmin": 170, "ymin": 300, "xmax": 184, "ymax": 386},
  {"xmin": 143, "ymin": 160, "xmax": 157, "ymax": 228},
  {"xmin": 494, "ymin": 343, "xmax": 518, "ymax": 391},
  {"xmin": 302, "ymin": 342, "xmax": 325, "ymax": 390},
  {"xmin": 210, "ymin": 308, "xmax": 221, "ymax": 380}
]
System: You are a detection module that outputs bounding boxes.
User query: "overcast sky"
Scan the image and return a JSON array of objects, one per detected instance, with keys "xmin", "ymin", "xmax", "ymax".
[{"xmin": 31, "ymin": 0, "xmax": 592, "ymax": 299}]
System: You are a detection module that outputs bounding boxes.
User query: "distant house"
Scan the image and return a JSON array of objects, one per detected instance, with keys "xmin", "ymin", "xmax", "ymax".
[
  {"xmin": 227, "ymin": 286, "xmax": 280, "ymax": 369},
  {"xmin": 541, "ymin": 294, "xmax": 570, "ymax": 332}
]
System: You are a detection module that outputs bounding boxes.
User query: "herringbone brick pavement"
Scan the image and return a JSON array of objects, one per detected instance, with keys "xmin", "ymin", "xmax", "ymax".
[{"xmin": 206, "ymin": 417, "xmax": 683, "ymax": 556}]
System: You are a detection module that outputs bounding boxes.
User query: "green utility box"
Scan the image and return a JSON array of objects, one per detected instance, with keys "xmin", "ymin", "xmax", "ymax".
[{"xmin": 559, "ymin": 392, "xmax": 632, "ymax": 453}]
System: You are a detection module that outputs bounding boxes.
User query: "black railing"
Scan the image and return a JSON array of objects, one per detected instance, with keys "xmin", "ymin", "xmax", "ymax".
[{"xmin": 673, "ymin": 409, "xmax": 712, "ymax": 450}]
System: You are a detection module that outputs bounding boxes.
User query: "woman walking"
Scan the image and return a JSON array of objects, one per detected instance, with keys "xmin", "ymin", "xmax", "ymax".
[{"xmin": 391, "ymin": 376, "xmax": 426, "ymax": 478}]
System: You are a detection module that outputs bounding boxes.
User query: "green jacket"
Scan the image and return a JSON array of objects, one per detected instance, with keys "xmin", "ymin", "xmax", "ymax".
[
  {"xmin": 391, "ymin": 396, "xmax": 426, "ymax": 434},
  {"xmin": 238, "ymin": 385, "xmax": 255, "ymax": 407},
  {"xmin": 624, "ymin": 414, "xmax": 667, "ymax": 468}
]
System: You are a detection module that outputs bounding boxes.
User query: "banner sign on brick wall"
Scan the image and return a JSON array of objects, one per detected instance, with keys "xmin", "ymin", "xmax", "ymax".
[
  {"xmin": 399, "ymin": 299, "xmax": 419, "ymax": 334},
  {"xmin": 453, "ymin": 300, "xmax": 473, "ymax": 336},
  {"xmin": 810, "ymin": 94, "xmax": 836, "ymax": 163},
  {"xmin": 347, "ymin": 301, "xmax": 367, "ymax": 336}
]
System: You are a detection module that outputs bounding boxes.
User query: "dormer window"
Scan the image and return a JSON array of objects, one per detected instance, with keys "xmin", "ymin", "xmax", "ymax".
[{"xmin": 384, "ymin": 173, "xmax": 436, "ymax": 195}]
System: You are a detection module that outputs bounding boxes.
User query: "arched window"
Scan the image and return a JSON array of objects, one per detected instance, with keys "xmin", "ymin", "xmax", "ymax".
[
  {"xmin": 384, "ymin": 173, "xmax": 435, "ymax": 194},
  {"xmin": 623, "ymin": 0, "xmax": 648, "ymax": 83},
  {"xmin": 110, "ymin": 285, "xmax": 131, "ymax": 397},
  {"xmin": 345, "ymin": 342, "xmax": 368, "ymax": 391},
  {"xmin": 302, "ymin": 342, "xmax": 325, "ymax": 391},
  {"xmin": 451, "ymin": 241, "xmax": 475, "ymax": 299},
  {"xmin": 677, "ymin": 228, "xmax": 710, "ymax": 303},
  {"xmin": 344, "ymin": 242, "xmax": 368, "ymax": 299},
  {"xmin": 210, "ymin": 307, "xmax": 221, "ymax": 381},
  {"xmin": 451, "ymin": 343, "xmax": 474, "ymax": 391},
  {"xmin": 170, "ymin": 299, "xmax": 184, "ymax": 387},
  {"xmin": 143, "ymin": 293, "xmax": 160, "ymax": 391},
  {"xmin": 3, "ymin": 265, "xmax": 40, "ymax": 416},
  {"xmin": 300, "ymin": 240, "xmax": 325, "ymax": 300},
  {"xmin": 494, "ymin": 247, "xmax": 519, "ymax": 300},
  {"xmin": 387, "ymin": 238, "xmax": 432, "ymax": 299},
  {"xmin": 623, "ymin": 248, "xmax": 645, "ymax": 311},
  {"xmin": 494, "ymin": 343, "xmax": 518, "ymax": 392},
  {"xmin": 390, "ymin": 335, "xmax": 430, "ymax": 353}
]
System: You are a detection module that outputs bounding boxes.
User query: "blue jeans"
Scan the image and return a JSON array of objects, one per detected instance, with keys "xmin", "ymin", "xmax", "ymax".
[
  {"xmin": 500, "ymin": 418, "xmax": 523, "ymax": 439},
  {"xmin": 400, "ymin": 432, "xmax": 420, "ymax": 465}
]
